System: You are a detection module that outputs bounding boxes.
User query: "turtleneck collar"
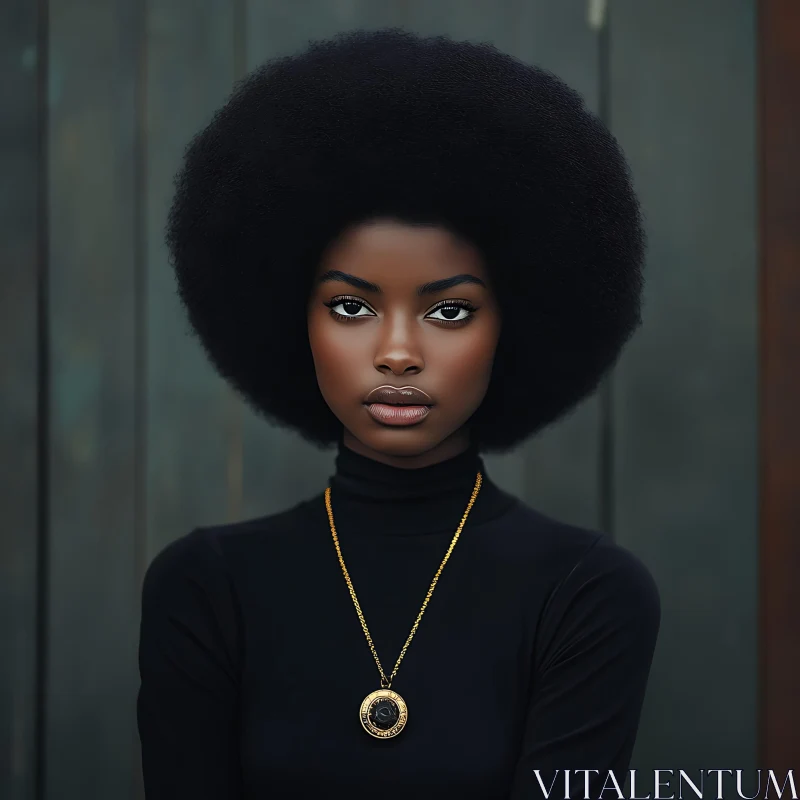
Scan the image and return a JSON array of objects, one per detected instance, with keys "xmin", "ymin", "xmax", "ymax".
[
  {"xmin": 326, "ymin": 438, "xmax": 518, "ymax": 536},
  {"xmin": 333, "ymin": 439, "xmax": 483, "ymax": 500}
]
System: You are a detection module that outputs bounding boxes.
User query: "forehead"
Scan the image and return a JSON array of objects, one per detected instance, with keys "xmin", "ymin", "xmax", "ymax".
[{"xmin": 317, "ymin": 218, "xmax": 488, "ymax": 285}]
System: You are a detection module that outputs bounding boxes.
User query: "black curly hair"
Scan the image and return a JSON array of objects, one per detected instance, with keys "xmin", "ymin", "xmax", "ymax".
[{"xmin": 166, "ymin": 27, "xmax": 645, "ymax": 454}]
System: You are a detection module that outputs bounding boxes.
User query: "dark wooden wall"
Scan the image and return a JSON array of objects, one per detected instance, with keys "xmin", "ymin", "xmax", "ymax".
[
  {"xmin": 1, "ymin": 1, "xmax": 774, "ymax": 798},
  {"xmin": 758, "ymin": 0, "xmax": 800, "ymax": 774}
]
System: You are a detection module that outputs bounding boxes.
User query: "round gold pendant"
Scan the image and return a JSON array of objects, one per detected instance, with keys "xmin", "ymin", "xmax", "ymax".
[{"xmin": 359, "ymin": 689, "xmax": 408, "ymax": 739}]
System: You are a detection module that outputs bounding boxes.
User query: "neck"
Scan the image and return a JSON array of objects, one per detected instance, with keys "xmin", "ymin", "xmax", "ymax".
[
  {"xmin": 340, "ymin": 427, "xmax": 473, "ymax": 469},
  {"xmin": 326, "ymin": 437, "xmax": 518, "ymax": 536}
]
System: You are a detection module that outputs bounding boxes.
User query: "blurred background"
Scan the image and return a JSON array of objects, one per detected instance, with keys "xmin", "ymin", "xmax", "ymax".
[{"xmin": 2, "ymin": 0, "xmax": 798, "ymax": 798}]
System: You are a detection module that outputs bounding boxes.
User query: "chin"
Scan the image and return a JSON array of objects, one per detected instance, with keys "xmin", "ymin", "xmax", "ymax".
[
  {"xmin": 339, "ymin": 421, "xmax": 441, "ymax": 458},
  {"xmin": 359, "ymin": 430, "xmax": 440, "ymax": 457}
]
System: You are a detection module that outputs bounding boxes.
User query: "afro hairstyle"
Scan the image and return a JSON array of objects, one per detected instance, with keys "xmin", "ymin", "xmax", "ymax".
[{"xmin": 166, "ymin": 27, "xmax": 646, "ymax": 454}]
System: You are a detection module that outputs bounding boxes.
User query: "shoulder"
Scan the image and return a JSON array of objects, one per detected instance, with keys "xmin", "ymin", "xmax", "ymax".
[
  {"xmin": 142, "ymin": 496, "xmax": 319, "ymax": 600},
  {"xmin": 503, "ymin": 500, "xmax": 659, "ymax": 604},
  {"xmin": 534, "ymin": 528, "xmax": 662, "ymax": 663},
  {"xmin": 475, "ymin": 499, "xmax": 660, "ymax": 641},
  {"xmin": 500, "ymin": 505, "xmax": 663, "ymax": 684},
  {"xmin": 140, "ymin": 527, "xmax": 231, "ymax": 615},
  {"xmin": 571, "ymin": 534, "xmax": 662, "ymax": 615}
]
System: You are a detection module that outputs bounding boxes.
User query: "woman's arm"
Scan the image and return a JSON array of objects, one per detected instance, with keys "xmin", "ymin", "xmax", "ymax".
[
  {"xmin": 508, "ymin": 537, "xmax": 661, "ymax": 800},
  {"xmin": 137, "ymin": 528, "xmax": 244, "ymax": 799}
]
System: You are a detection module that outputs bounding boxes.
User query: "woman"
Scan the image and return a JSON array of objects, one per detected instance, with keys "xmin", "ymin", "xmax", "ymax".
[{"xmin": 137, "ymin": 28, "xmax": 660, "ymax": 799}]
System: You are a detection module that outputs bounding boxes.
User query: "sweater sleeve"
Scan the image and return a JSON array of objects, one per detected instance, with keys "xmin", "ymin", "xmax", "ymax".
[
  {"xmin": 137, "ymin": 528, "xmax": 244, "ymax": 799},
  {"xmin": 508, "ymin": 536, "xmax": 661, "ymax": 800}
]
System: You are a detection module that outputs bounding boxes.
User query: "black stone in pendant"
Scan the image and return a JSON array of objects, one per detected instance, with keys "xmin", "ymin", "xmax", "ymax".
[
  {"xmin": 359, "ymin": 689, "xmax": 408, "ymax": 739},
  {"xmin": 369, "ymin": 699, "xmax": 399, "ymax": 730}
]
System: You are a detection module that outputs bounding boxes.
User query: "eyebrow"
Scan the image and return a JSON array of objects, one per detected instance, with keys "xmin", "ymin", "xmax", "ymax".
[{"xmin": 316, "ymin": 270, "xmax": 486, "ymax": 296}]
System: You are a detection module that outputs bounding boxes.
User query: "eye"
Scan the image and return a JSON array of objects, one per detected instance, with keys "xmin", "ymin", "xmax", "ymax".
[
  {"xmin": 426, "ymin": 303, "xmax": 472, "ymax": 323},
  {"xmin": 323, "ymin": 296, "xmax": 376, "ymax": 321},
  {"xmin": 425, "ymin": 300, "xmax": 478, "ymax": 327}
]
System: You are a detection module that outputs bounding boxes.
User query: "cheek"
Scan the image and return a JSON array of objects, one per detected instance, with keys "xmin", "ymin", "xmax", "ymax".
[
  {"xmin": 313, "ymin": 336, "xmax": 350, "ymax": 370},
  {"xmin": 308, "ymin": 318, "xmax": 366, "ymax": 386},
  {"xmin": 432, "ymin": 327, "xmax": 499, "ymax": 393},
  {"xmin": 448, "ymin": 318, "xmax": 499, "ymax": 361}
]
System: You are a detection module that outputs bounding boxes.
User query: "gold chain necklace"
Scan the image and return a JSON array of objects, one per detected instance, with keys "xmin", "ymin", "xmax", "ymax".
[{"xmin": 324, "ymin": 470, "xmax": 483, "ymax": 739}]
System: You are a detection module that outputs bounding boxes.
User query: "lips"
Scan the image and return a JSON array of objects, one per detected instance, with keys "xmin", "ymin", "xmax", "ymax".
[{"xmin": 364, "ymin": 385, "xmax": 433, "ymax": 406}]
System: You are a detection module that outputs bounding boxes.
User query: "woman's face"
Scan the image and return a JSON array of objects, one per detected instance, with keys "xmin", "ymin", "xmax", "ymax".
[{"xmin": 307, "ymin": 218, "xmax": 501, "ymax": 467}]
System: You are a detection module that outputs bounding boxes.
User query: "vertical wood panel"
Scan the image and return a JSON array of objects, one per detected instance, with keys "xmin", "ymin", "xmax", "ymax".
[
  {"xmin": 47, "ymin": 0, "xmax": 140, "ymax": 796},
  {"xmin": 143, "ymin": 2, "xmax": 239, "ymax": 591},
  {"xmin": 610, "ymin": 0, "xmax": 758, "ymax": 773},
  {"xmin": 759, "ymin": 0, "xmax": 800, "ymax": 772},
  {"xmin": 240, "ymin": 0, "xmax": 602, "ymax": 529},
  {"xmin": 139, "ymin": 0, "xmax": 241, "ymax": 795},
  {"xmin": 0, "ymin": 2, "xmax": 41, "ymax": 798}
]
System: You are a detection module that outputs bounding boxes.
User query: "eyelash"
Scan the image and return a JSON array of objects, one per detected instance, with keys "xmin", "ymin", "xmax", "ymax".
[{"xmin": 323, "ymin": 295, "xmax": 478, "ymax": 327}]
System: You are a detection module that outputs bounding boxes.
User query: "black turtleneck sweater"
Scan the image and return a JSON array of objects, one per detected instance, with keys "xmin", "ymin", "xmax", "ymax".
[{"xmin": 137, "ymin": 442, "xmax": 660, "ymax": 799}]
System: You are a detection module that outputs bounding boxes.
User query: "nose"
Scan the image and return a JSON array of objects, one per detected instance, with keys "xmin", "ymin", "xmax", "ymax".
[{"xmin": 373, "ymin": 311, "xmax": 424, "ymax": 375}]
